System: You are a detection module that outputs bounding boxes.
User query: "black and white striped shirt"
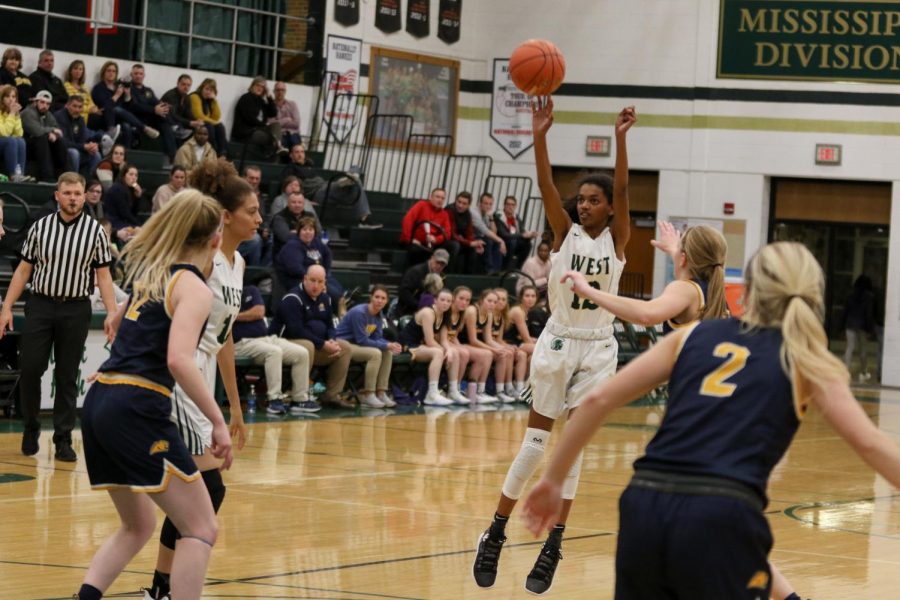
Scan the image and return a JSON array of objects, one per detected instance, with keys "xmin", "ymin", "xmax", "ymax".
[{"xmin": 20, "ymin": 211, "xmax": 113, "ymax": 299}]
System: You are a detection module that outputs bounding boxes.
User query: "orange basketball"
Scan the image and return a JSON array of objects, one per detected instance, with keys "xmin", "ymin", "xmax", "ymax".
[{"xmin": 509, "ymin": 39, "xmax": 566, "ymax": 97}]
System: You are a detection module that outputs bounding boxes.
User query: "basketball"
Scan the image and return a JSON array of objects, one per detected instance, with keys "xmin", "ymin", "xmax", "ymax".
[{"xmin": 509, "ymin": 39, "xmax": 566, "ymax": 97}]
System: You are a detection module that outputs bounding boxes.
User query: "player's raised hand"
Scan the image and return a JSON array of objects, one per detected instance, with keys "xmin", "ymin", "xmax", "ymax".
[
  {"xmin": 561, "ymin": 270, "xmax": 592, "ymax": 297},
  {"xmin": 615, "ymin": 105, "xmax": 637, "ymax": 136},
  {"xmin": 532, "ymin": 96, "xmax": 554, "ymax": 136},
  {"xmin": 650, "ymin": 220, "xmax": 682, "ymax": 258},
  {"xmin": 522, "ymin": 477, "xmax": 563, "ymax": 537}
]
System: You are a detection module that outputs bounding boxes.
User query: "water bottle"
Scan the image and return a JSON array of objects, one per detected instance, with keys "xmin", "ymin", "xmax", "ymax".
[
  {"xmin": 246, "ymin": 383, "xmax": 257, "ymax": 413},
  {"xmin": 321, "ymin": 229, "xmax": 329, "ymax": 245},
  {"xmin": 14, "ymin": 164, "xmax": 22, "ymax": 178}
]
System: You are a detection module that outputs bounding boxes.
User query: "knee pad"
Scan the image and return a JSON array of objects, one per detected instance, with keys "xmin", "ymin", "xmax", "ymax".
[
  {"xmin": 159, "ymin": 517, "xmax": 179, "ymax": 550},
  {"xmin": 501, "ymin": 427, "xmax": 549, "ymax": 500},
  {"xmin": 202, "ymin": 468, "xmax": 226, "ymax": 513},
  {"xmin": 561, "ymin": 450, "xmax": 584, "ymax": 500}
]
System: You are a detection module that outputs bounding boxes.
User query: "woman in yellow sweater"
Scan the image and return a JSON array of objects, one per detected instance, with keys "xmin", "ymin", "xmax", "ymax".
[
  {"xmin": 64, "ymin": 60, "xmax": 101, "ymax": 122},
  {"xmin": 189, "ymin": 78, "xmax": 228, "ymax": 156},
  {"xmin": 0, "ymin": 84, "xmax": 33, "ymax": 181}
]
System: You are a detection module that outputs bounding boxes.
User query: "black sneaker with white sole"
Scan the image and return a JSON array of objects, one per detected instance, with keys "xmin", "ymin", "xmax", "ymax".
[
  {"xmin": 473, "ymin": 529, "xmax": 506, "ymax": 588},
  {"xmin": 524, "ymin": 540, "xmax": 562, "ymax": 595}
]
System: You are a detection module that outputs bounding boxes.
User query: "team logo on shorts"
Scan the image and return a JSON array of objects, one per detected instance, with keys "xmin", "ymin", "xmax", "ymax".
[
  {"xmin": 550, "ymin": 337, "xmax": 564, "ymax": 351},
  {"xmin": 149, "ymin": 440, "xmax": 170, "ymax": 455},
  {"xmin": 746, "ymin": 570, "xmax": 769, "ymax": 590}
]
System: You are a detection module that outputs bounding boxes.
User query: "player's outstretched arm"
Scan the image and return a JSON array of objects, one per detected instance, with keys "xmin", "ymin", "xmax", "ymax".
[
  {"xmin": 561, "ymin": 271, "xmax": 695, "ymax": 326},
  {"xmin": 812, "ymin": 377, "xmax": 900, "ymax": 489},
  {"xmin": 532, "ymin": 97, "xmax": 571, "ymax": 251},
  {"xmin": 611, "ymin": 106, "xmax": 637, "ymax": 260},
  {"xmin": 522, "ymin": 328, "xmax": 684, "ymax": 535}
]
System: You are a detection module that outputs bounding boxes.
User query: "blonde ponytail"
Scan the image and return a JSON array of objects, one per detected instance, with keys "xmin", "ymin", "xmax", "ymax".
[
  {"xmin": 742, "ymin": 242, "xmax": 848, "ymax": 392},
  {"xmin": 682, "ymin": 225, "xmax": 728, "ymax": 320}
]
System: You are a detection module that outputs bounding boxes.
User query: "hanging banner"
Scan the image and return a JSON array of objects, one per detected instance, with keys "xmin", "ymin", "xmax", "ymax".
[
  {"xmin": 334, "ymin": 0, "xmax": 359, "ymax": 26},
  {"xmin": 323, "ymin": 35, "xmax": 362, "ymax": 142},
  {"xmin": 490, "ymin": 59, "xmax": 533, "ymax": 159},
  {"xmin": 437, "ymin": 0, "xmax": 461, "ymax": 44},
  {"xmin": 407, "ymin": 0, "xmax": 430, "ymax": 38},
  {"xmin": 375, "ymin": 0, "xmax": 402, "ymax": 34}
]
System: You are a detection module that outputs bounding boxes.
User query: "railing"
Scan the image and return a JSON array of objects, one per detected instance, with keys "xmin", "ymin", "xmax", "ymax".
[
  {"xmin": 442, "ymin": 155, "xmax": 493, "ymax": 204},
  {"xmin": 321, "ymin": 92, "xmax": 379, "ymax": 174},
  {"xmin": 521, "ymin": 195, "xmax": 547, "ymax": 246},
  {"xmin": 483, "ymin": 175, "xmax": 533, "ymax": 211},
  {"xmin": 400, "ymin": 134, "xmax": 453, "ymax": 200},
  {"xmin": 361, "ymin": 114, "xmax": 414, "ymax": 194},
  {"xmin": 308, "ymin": 70, "xmax": 340, "ymax": 152}
]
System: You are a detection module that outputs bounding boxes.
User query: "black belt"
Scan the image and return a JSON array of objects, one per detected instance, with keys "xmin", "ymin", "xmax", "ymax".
[
  {"xmin": 32, "ymin": 293, "xmax": 89, "ymax": 303},
  {"xmin": 630, "ymin": 469, "xmax": 765, "ymax": 511}
]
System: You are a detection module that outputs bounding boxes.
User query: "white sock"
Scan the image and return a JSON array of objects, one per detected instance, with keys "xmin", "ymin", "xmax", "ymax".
[
  {"xmin": 428, "ymin": 381, "xmax": 439, "ymax": 394},
  {"xmin": 505, "ymin": 383, "xmax": 516, "ymax": 394},
  {"xmin": 450, "ymin": 380, "xmax": 460, "ymax": 394},
  {"xmin": 478, "ymin": 382, "xmax": 486, "ymax": 393},
  {"xmin": 515, "ymin": 381, "xmax": 525, "ymax": 392}
]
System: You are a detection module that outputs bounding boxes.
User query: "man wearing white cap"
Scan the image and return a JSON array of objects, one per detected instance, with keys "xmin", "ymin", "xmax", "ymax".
[{"xmin": 21, "ymin": 90, "xmax": 68, "ymax": 182}]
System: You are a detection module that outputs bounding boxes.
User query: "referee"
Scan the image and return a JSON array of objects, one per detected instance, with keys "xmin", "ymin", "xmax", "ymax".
[{"xmin": 0, "ymin": 172, "xmax": 118, "ymax": 461}]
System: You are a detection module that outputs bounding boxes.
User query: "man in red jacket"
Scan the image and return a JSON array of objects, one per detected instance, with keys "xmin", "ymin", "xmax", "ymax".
[{"xmin": 400, "ymin": 187, "xmax": 459, "ymax": 269}]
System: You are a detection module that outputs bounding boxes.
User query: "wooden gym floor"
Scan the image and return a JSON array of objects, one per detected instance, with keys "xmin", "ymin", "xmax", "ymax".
[{"xmin": 1, "ymin": 385, "xmax": 899, "ymax": 599}]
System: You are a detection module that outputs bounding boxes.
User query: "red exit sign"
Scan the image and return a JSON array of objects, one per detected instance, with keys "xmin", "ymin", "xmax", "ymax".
[
  {"xmin": 815, "ymin": 144, "xmax": 842, "ymax": 166},
  {"xmin": 585, "ymin": 136, "xmax": 611, "ymax": 157}
]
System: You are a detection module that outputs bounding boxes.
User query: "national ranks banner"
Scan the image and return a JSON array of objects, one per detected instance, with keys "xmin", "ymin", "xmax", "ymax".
[{"xmin": 490, "ymin": 59, "xmax": 533, "ymax": 159}]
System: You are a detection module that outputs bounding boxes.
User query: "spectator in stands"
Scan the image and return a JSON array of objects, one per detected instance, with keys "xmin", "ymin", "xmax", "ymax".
[
  {"xmin": 232, "ymin": 76, "xmax": 284, "ymax": 157},
  {"xmin": 83, "ymin": 180, "xmax": 104, "ymax": 220},
  {"xmin": 494, "ymin": 195, "xmax": 538, "ymax": 270},
  {"xmin": 63, "ymin": 59, "xmax": 103, "ymax": 129},
  {"xmin": 54, "ymin": 95, "xmax": 106, "ymax": 178},
  {"xmin": 90, "ymin": 61, "xmax": 158, "ymax": 149},
  {"xmin": 160, "ymin": 73, "xmax": 203, "ymax": 142},
  {"xmin": 270, "ymin": 81, "xmax": 301, "ymax": 150},
  {"xmin": 232, "ymin": 284, "xmax": 317, "ymax": 415},
  {"xmin": 151, "ymin": 165, "xmax": 187, "ymax": 213},
  {"xmin": 270, "ymin": 174, "xmax": 303, "ymax": 216},
  {"xmin": 397, "ymin": 248, "xmax": 449, "ymax": 316},
  {"xmin": 96, "ymin": 143, "xmax": 126, "ymax": 189},
  {"xmin": 103, "ymin": 163, "xmax": 143, "ymax": 237},
  {"xmin": 518, "ymin": 240, "xmax": 551, "ymax": 297},
  {"xmin": 125, "ymin": 64, "xmax": 176, "ymax": 164},
  {"xmin": 28, "ymin": 50, "xmax": 67, "ymax": 112},
  {"xmin": 335, "ymin": 284, "xmax": 401, "ymax": 408},
  {"xmin": 401, "ymin": 187, "xmax": 459, "ymax": 268},
  {"xmin": 270, "ymin": 264, "xmax": 355, "ymax": 409},
  {"xmin": 0, "ymin": 47, "xmax": 32, "ymax": 106},
  {"xmin": 418, "ymin": 272, "xmax": 444, "ymax": 309},
  {"xmin": 238, "ymin": 165, "xmax": 272, "ymax": 267},
  {"xmin": 189, "ymin": 78, "xmax": 228, "ymax": 155},
  {"xmin": 173, "ymin": 123, "xmax": 216, "ymax": 171},
  {"xmin": 471, "ymin": 192, "xmax": 506, "ymax": 275},
  {"xmin": 0, "ymin": 84, "xmax": 32, "ymax": 181},
  {"xmin": 505, "ymin": 285, "xmax": 539, "ymax": 366},
  {"xmin": 275, "ymin": 215, "xmax": 343, "ymax": 305},
  {"xmin": 271, "ymin": 190, "xmax": 320, "ymax": 257},
  {"xmin": 21, "ymin": 90, "xmax": 67, "ymax": 182},
  {"xmin": 279, "ymin": 143, "xmax": 381, "ymax": 229},
  {"xmin": 447, "ymin": 191, "xmax": 485, "ymax": 273}
]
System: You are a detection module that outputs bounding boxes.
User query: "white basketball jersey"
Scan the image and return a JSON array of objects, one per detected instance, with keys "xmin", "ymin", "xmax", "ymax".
[
  {"xmin": 548, "ymin": 224, "xmax": 625, "ymax": 330},
  {"xmin": 197, "ymin": 250, "xmax": 245, "ymax": 355}
]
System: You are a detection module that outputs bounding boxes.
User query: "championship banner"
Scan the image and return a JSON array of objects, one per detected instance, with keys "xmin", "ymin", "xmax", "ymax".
[
  {"xmin": 407, "ymin": 0, "xmax": 430, "ymax": 38},
  {"xmin": 438, "ymin": 0, "xmax": 462, "ymax": 44},
  {"xmin": 334, "ymin": 0, "xmax": 359, "ymax": 26},
  {"xmin": 490, "ymin": 59, "xmax": 533, "ymax": 159},
  {"xmin": 323, "ymin": 35, "xmax": 362, "ymax": 142},
  {"xmin": 718, "ymin": 0, "xmax": 900, "ymax": 83},
  {"xmin": 375, "ymin": 0, "xmax": 402, "ymax": 34}
]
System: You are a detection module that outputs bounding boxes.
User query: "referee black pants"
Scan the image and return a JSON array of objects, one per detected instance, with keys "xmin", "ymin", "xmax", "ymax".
[{"xmin": 20, "ymin": 296, "xmax": 91, "ymax": 443}]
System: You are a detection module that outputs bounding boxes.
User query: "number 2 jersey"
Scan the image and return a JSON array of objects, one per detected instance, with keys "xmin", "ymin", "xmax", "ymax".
[
  {"xmin": 548, "ymin": 223, "xmax": 625, "ymax": 331},
  {"xmin": 198, "ymin": 250, "xmax": 244, "ymax": 356},
  {"xmin": 98, "ymin": 264, "xmax": 206, "ymax": 390},
  {"xmin": 634, "ymin": 317, "xmax": 803, "ymax": 504}
]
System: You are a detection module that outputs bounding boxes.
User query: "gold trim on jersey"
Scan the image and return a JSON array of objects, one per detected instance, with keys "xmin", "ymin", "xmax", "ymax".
[
  {"xmin": 90, "ymin": 459, "xmax": 201, "ymax": 493},
  {"xmin": 164, "ymin": 269, "xmax": 189, "ymax": 319},
  {"xmin": 666, "ymin": 280, "xmax": 706, "ymax": 330},
  {"xmin": 673, "ymin": 321, "xmax": 701, "ymax": 360},
  {"xmin": 97, "ymin": 372, "xmax": 172, "ymax": 397}
]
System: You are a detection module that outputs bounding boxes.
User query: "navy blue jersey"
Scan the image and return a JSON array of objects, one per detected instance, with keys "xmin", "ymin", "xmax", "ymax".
[
  {"xmin": 662, "ymin": 278, "xmax": 708, "ymax": 335},
  {"xmin": 98, "ymin": 264, "xmax": 206, "ymax": 390},
  {"xmin": 634, "ymin": 318, "xmax": 802, "ymax": 503},
  {"xmin": 457, "ymin": 308, "xmax": 488, "ymax": 345},
  {"xmin": 398, "ymin": 307, "xmax": 442, "ymax": 348}
]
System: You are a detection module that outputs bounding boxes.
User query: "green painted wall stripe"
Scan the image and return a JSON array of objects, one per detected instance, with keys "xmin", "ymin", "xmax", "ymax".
[{"xmin": 460, "ymin": 106, "xmax": 900, "ymax": 135}]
